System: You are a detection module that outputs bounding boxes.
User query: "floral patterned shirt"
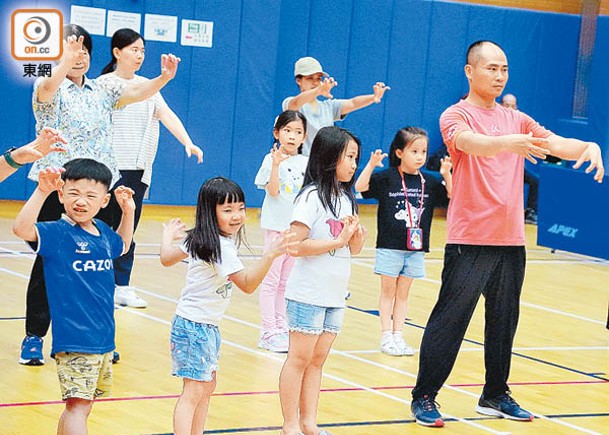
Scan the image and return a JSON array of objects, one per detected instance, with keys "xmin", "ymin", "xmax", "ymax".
[{"xmin": 28, "ymin": 76, "xmax": 124, "ymax": 185}]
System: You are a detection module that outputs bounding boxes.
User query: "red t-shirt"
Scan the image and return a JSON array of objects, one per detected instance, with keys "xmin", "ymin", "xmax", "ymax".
[{"xmin": 440, "ymin": 100, "xmax": 552, "ymax": 245}]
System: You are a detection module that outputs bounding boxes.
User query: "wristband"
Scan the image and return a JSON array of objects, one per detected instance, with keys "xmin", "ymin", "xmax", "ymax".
[{"xmin": 3, "ymin": 147, "xmax": 23, "ymax": 169}]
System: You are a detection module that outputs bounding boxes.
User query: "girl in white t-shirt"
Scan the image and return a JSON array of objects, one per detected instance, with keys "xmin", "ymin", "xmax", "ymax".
[
  {"xmin": 278, "ymin": 126, "xmax": 367, "ymax": 435},
  {"xmin": 254, "ymin": 110, "xmax": 308, "ymax": 353},
  {"xmin": 160, "ymin": 177, "xmax": 290, "ymax": 435}
]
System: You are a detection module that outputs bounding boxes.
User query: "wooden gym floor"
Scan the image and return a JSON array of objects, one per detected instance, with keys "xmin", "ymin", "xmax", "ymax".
[{"xmin": 0, "ymin": 201, "xmax": 607, "ymax": 435}]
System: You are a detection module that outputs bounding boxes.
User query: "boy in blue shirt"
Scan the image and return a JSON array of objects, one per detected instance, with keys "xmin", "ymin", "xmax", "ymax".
[{"xmin": 13, "ymin": 158, "xmax": 135, "ymax": 435}]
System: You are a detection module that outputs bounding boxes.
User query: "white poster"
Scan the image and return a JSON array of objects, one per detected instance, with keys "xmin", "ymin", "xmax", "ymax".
[
  {"xmin": 181, "ymin": 19, "xmax": 213, "ymax": 48},
  {"xmin": 70, "ymin": 5, "xmax": 106, "ymax": 36},
  {"xmin": 144, "ymin": 14, "xmax": 177, "ymax": 42},
  {"xmin": 107, "ymin": 10, "xmax": 141, "ymax": 37}
]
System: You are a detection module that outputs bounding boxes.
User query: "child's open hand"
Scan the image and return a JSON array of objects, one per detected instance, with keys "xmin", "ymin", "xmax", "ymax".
[
  {"xmin": 439, "ymin": 155, "xmax": 452, "ymax": 175},
  {"xmin": 160, "ymin": 54, "xmax": 181, "ymax": 81},
  {"xmin": 37, "ymin": 167, "xmax": 65, "ymax": 194},
  {"xmin": 270, "ymin": 143, "xmax": 291, "ymax": 166},
  {"xmin": 368, "ymin": 149, "xmax": 388, "ymax": 168},
  {"xmin": 268, "ymin": 229, "xmax": 297, "ymax": 259},
  {"xmin": 114, "ymin": 186, "xmax": 136, "ymax": 214},
  {"xmin": 318, "ymin": 77, "xmax": 338, "ymax": 99},
  {"xmin": 372, "ymin": 82, "xmax": 390, "ymax": 103},
  {"xmin": 162, "ymin": 218, "xmax": 187, "ymax": 241}
]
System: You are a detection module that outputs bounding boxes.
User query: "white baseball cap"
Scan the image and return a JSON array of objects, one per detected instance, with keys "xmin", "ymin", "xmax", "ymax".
[{"xmin": 294, "ymin": 57, "xmax": 328, "ymax": 77}]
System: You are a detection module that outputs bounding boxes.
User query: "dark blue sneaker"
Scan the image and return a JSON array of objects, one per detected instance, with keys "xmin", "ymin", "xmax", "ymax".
[
  {"xmin": 19, "ymin": 335, "xmax": 45, "ymax": 366},
  {"xmin": 476, "ymin": 393, "xmax": 534, "ymax": 421},
  {"xmin": 112, "ymin": 351, "xmax": 120, "ymax": 364},
  {"xmin": 411, "ymin": 395, "xmax": 444, "ymax": 427}
]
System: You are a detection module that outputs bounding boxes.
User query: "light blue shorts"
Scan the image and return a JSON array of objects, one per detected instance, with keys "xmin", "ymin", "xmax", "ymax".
[
  {"xmin": 374, "ymin": 248, "xmax": 426, "ymax": 278},
  {"xmin": 286, "ymin": 299, "xmax": 345, "ymax": 335},
  {"xmin": 170, "ymin": 315, "xmax": 221, "ymax": 382}
]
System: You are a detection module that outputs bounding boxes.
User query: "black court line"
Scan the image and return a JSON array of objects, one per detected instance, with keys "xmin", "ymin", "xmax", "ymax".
[
  {"xmin": 0, "ymin": 316, "xmax": 25, "ymax": 320},
  {"xmin": 148, "ymin": 412, "xmax": 609, "ymax": 434},
  {"xmin": 348, "ymin": 306, "xmax": 609, "ymax": 382}
]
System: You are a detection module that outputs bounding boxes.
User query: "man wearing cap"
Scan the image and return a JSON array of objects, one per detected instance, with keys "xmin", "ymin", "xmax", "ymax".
[{"xmin": 283, "ymin": 56, "xmax": 389, "ymax": 155}]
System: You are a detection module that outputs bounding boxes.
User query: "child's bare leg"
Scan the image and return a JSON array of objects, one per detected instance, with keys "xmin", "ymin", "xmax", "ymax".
[
  {"xmin": 173, "ymin": 377, "xmax": 216, "ymax": 435},
  {"xmin": 279, "ymin": 332, "xmax": 318, "ymax": 435},
  {"xmin": 392, "ymin": 276, "xmax": 414, "ymax": 332},
  {"xmin": 299, "ymin": 332, "xmax": 336, "ymax": 435},
  {"xmin": 57, "ymin": 398, "xmax": 93, "ymax": 435},
  {"xmin": 379, "ymin": 275, "xmax": 398, "ymax": 332}
]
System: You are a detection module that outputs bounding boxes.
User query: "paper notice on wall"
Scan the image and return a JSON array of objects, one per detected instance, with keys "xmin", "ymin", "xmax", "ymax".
[
  {"xmin": 70, "ymin": 5, "xmax": 106, "ymax": 36},
  {"xmin": 107, "ymin": 10, "xmax": 141, "ymax": 37},
  {"xmin": 181, "ymin": 19, "xmax": 213, "ymax": 48},
  {"xmin": 144, "ymin": 13, "xmax": 177, "ymax": 42}
]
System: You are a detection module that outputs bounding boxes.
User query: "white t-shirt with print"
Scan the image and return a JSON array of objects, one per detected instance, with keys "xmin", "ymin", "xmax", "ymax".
[
  {"xmin": 285, "ymin": 186, "xmax": 354, "ymax": 308},
  {"xmin": 175, "ymin": 236, "xmax": 244, "ymax": 326},
  {"xmin": 254, "ymin": 153, "xmax": 308, "ymax": 231}
]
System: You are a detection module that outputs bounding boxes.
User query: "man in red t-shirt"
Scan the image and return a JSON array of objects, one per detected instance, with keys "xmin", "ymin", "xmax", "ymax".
[{"xmin": 410, "ymin": 40, "xmax": 604, "ymax": 428}]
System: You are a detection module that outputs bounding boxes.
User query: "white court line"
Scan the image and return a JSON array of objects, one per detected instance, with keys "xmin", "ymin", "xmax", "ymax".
[
  {"xmin": 0, "ymin": 259, "xmax": 602, "ymax": 434},
  {"xmin": 341, "ymin": 345, "xmax": 609, "ymax": 355}
]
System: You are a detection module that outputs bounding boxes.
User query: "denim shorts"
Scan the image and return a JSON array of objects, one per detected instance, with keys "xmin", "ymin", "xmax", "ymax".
[
  {"xmin": 170, "ymin": 315, "xmax": 221, "ymax": 382},
  {"xmin": 286, "ymin": 299, "xmax": 345, "ymax": 334},
  {"xmin": 374, "ymin": 248, "xmax": 426, "ymax": 278}
]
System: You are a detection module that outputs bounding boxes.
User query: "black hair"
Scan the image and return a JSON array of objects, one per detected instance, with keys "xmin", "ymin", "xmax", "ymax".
[
  {"xmin": 298, "ymin": 126, "xmax": 360, "ymax": 216},
  {"xmin": 101, "ymin": 28, "xmax": 145, "ymax": 75},
  {"xmin": 61, "ymin": 158, "xmax": 112, "ymax": 191},
  {"xmin": 274, "ymin": 110, "xmax": 308, "ymax": 154},
  {"xmin": 466, "ymin": 40, "xmax": 503, "ymax": 66},
  {"xmin": 64, "ymin": 24, "xmax": 92, "ymax": 57},
  {"xmin": 185, "ymin": 177, "xmax": 246, "ymax": 264},
  {"xmin": 389, "ymin": 127, "xmax": 428, "ymax": 167}
]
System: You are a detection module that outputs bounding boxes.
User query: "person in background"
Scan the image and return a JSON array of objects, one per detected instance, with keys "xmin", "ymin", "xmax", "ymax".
[{"xmin": 99, "ymin": 28, "xmax": 203, "ymax": 308}]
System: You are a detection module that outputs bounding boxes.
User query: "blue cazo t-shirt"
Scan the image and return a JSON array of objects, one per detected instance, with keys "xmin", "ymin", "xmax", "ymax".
[{"xmin": 35, "ymin": 216, "xmax": 124, "ymax": 355}]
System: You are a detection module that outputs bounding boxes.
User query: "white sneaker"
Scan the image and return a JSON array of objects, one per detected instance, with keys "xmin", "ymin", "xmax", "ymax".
[
  {"xmin": 258, "ymin": 332, "xmax": 289, "ymax": 353},
  {"xmin": 381, "ymin": 338, "xmax": 403, "ymax": 356},
  {"xmin": 114, "ymin": 286, "xmax": 148, "ymax": 308},
  {"xmin": 394, "ymin": 337, "xmax": 415, "ymax": 356}
]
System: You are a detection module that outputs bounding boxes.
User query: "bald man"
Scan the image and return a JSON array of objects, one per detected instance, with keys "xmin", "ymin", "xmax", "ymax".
[{"xmin": 410, "ymin": 40, "xmax": 604, "ymax": 428}]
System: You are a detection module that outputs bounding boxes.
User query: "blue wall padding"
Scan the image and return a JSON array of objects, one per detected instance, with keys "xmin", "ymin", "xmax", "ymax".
[{"xmin": 1, "ymin": 0, "xmax": 608, "ymax": 207}]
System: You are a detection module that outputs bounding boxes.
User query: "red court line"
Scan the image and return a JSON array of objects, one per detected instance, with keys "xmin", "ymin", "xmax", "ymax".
[{"xmin": 1, "ymin": 379, "xmax": 606, "ymax": 408}]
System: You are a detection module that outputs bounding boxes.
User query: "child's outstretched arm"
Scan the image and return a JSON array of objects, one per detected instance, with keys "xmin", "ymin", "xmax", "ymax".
[
  {"xmin": 118, "ymin": 54, "xmax": 181, "ymax": 108},
  {"xmin": 354, "ymin": 149, "xmax": 387, "ymax": 192},
  {"xmin": 114, "ymin": 186, "xmax": 136, "ymax": 255},
  {"xmin": 286, "ymin": 77, "xmax": 338, "ymax": 111},
  {"xmin": 37, "ymin": 36, "xmax": 86, "ymax": 102},
  {"xmin": 287, "ymin": 218, "xmax": 356, "ymax": 257},
  {"xmin": 160, "ymin": 218, "xmax": 188, "ymax": 266},
  {"xmin": 157, "ymin": 105, "xmax": 203, "ymax": 163},
  {"xmin": 340, "ymin": 82, "xmax": 390, "ymax": 116},
  {"xmin": 439, "ymin": 156, "xmax": 453, "ymax": 198},
  {"xmin": 229, "ymin": 230, "xmax": 294, "ymax": 293},
  {"xmin": 12, "ymin": 167, "xmax": 65, "ymax": 242}
]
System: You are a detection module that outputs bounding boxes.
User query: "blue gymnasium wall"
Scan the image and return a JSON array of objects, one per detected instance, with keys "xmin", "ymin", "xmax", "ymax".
[{"xmin": 0, "ymin": 0, "xmax": 606, "ymax": 207}]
